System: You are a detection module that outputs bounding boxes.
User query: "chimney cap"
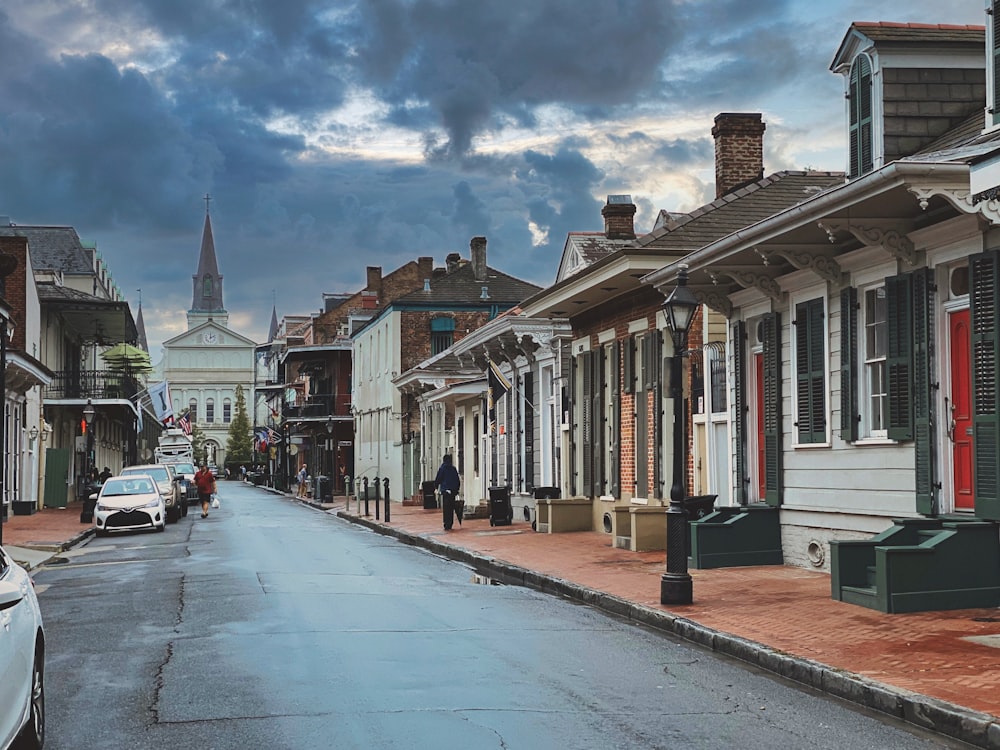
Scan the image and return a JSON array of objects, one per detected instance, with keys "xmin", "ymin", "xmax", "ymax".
[{"xmin": 606, "ymin": 194, "xmax": 632, "ymax": 205}]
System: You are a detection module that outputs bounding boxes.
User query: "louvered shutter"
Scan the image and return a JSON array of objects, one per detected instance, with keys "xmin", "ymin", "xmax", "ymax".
[
  {"xmin": 733, "ymin": 320, "xmax": 748, "ymax": 504},
  {"xmin": 795, "ymin": 299, "xmax": 826, "ymax": 444},
  {"xmin": 623, "ymin": 335, "xmax": 635, "ymax": 393},
  {"xmin": 994, "ymin": 2, "xmax": 1000, "ymax": 127},
  {"xmin": 523, "ymin": 371, "xmax": 534, "ymax": 493},
  {"xmin": 610, "ymin": 340, "xmax": 621, "ymax": 497},
  {"xmin": 762, "ymin": 312, "xmax": 783, "ymax": 506},
  {"xmin": 568, "ymin": 352, "xmax": 577, "ymax": 496},
  {"xmin": 594, "ymin": 347, "xmax": 606, "ymax": 495},
  {"xmin": 848, "ymin": 55, "xmax": 873, "ymax": 178},
  {"xmin": 886, "ymin": 273, "xmax": 914, "ymax": 441},
  {"xmin": 653, "ymin": 331, "xmax": 664, "ymax": 500},
  {"xmin": 580, "ymin": 351, "xmax": 594, "ymax": 497},
  {"xmin": 634, "ymin": 336, "xmax": 648, "ymax": 497},
  {"xmin": 972, "ymin": 251, "xmax": 1000, "ymax": 519},
  {"xmin": 912, "ymin": 268, "xmax": 937, "ymax": 515},
  {"xmin": 840, "ymin": 287, "xmax": 859, "ymax": 442}
]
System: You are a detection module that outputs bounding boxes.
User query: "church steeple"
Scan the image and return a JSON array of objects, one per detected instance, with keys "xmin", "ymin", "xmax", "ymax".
[
  {"xmin": 187, "ymin": 196, "xmax": 229, "ymax": 330},
  {"xmin": 135, "ymin": 299, "xmax": 149, "ymax": 352}
]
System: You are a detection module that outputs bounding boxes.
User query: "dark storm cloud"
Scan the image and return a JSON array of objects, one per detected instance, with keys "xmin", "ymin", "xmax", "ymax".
[{"xmin": 354, "ymin": 0, "xmax": 681, "ymax": 157}]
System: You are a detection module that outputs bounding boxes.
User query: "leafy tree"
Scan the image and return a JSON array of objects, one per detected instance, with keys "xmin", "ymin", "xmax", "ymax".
[
  {"xmin": 226, "ymin": 384, "xmax": 253, "ymax": 464},
  {"xmin": 190, "ymin": 420, "xmax": 207, "ymax": 466}
]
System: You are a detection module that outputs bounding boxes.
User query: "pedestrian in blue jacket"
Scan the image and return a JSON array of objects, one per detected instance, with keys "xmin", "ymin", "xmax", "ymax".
[{"xmin": 435, "ymin": 454, "xmax": 461, "ymax": 530}]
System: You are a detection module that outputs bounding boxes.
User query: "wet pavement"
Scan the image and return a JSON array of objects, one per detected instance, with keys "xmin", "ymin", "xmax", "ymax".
[{"xmin": 7, "ymin": 490, "xmax": 1000, "ymax": 748}]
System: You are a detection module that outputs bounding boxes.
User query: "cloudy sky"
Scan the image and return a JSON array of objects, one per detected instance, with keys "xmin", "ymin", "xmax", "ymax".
[{"xmin": 0, "ymin": 0, "xmax": 986, "ymax": 356}]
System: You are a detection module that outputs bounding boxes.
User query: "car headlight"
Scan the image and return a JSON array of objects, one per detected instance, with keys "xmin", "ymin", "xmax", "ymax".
[
  {"xmin": 143, "ymin": 498, "xmax": 161, "ymax": 508},
  {"xmin": 97, "ymin": 502, "xmax": 113, "ymax": 512}
]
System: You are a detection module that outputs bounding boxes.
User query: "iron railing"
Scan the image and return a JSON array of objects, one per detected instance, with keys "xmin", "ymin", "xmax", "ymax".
[{"xmin": 44, "ymin": 369, "xmax": 142, "ymax": 400}]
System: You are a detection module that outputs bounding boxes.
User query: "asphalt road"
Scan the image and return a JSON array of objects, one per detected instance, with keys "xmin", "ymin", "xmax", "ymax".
[{"xmin": 31, "ymin": 483, "xmax": 967, "ymax": 749}]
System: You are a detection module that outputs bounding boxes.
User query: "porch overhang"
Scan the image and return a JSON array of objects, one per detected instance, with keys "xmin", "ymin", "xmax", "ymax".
[{"xmin": 643, "ymin": 162, "xmax": 973, "ymax": 316}]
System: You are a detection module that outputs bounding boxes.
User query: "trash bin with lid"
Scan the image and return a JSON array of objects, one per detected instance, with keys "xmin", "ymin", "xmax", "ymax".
[
  {"xmin": 488, "ymin": 486, "xmax": 513, "ymax": 527},
  {"xmin": 532, "ymin": 486, "xmax": 560, "ymax": 500},
  {"xmin": 421, "ymin": 480, "xmax": 438, "ymax": 509},
  {"xmin": 682, "ymin": 494, "xmax": 718, "ymax": 556},
  {"xmin": 314, "ymin": 476, "xmax": 331, "ymax": 502}
]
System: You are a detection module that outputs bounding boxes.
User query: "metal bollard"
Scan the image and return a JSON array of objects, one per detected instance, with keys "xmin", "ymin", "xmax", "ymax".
[
  {"xmin": 374, "ymin": 476, "xmax": 380, "ymax": 520},
  {"xmin": 363, "ymin": 477, "xmax": 370, "ymax": 517},
  {"xmin": 345, "ymin": 476, "xmax": 352, "ymax": 512},
  {"xmin": 383, "ymin": 477, "xmax": 390, "ymax": 522}
]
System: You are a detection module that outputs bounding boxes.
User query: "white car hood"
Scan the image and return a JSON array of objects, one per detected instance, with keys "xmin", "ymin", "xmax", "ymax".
[{"xmin": 99, "ymin": 494, "xmax": 161, "ymax": 510}]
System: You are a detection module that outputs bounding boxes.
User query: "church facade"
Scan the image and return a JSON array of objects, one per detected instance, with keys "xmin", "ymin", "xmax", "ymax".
[{"xmin": 156, "ymin": 208, "xmax": 255, "ymax": 468}]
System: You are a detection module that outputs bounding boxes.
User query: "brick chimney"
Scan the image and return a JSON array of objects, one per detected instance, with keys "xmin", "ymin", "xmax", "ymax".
[
  {"xmin": 470, "ymin": 236, "xmax": 487, "ymax": 281},
  {"xmin": 712, "ymin": 113, "xmax": 766, "ymax": 199},
  {"xmin": 417, "ymin": 256, "xmax": 433, "ymax": 280},
  {"xmin": 601, "ymin": 195, "xmax": 636, "ymax": 239},
  {"xmin": 366, "ymin": 266, "xmax": 383, "ymax": 300},
  {"xmin": 446, "ymin": 253, "xmax": 461, "ymax": 273}
]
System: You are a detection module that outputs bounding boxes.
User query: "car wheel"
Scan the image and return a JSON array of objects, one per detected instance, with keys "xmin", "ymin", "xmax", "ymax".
[
  {"xmin": 12, "ymin": 641, "xmax": 44, "ymax": 750},
  {"xmin": 95, "ymin": 528, "xmax": 108, "ymax": 538},
  {"xmin": 156, "ymin": 522, "xmax": 166, "ymax": 532},
  {"xmin": 166, "ymin": 506, "xmax": 178, "ymax": 523},
  {"xmin": 181, "ymin": 501, "xmax": 188, "ymax": 517}
]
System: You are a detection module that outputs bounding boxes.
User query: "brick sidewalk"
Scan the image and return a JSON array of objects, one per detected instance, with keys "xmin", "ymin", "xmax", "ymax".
[{"xmin": 7, "ymin": 491, "xmax": 1000, "ymax": 746}]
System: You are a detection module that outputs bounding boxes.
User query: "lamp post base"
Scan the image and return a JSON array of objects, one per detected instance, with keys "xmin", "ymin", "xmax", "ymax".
[{"xmin": 660, "ymin": 573, "xmax": 692, "ymax": 605}]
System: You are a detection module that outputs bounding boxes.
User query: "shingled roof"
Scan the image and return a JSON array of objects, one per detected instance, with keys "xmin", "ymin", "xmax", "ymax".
[
  {"xmin": 392, "ymin": 259, "xmax": 540, "ymax": 307},
  {"xmin": 634, "ymin": 171, "xmax": 845, "ymax": 253},
  {"xmin": 0, "ymin": 225, "xmax": 94, "ymax": 274},
  {"xmin": 849, "ymin": 22, "xmax": 984, "ymax": 45}
]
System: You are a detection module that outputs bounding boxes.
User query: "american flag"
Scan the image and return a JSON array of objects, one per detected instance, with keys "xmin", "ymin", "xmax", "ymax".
[{"xmin": 177, "ymin": 412, "xmax": 192, "ymax": 435}]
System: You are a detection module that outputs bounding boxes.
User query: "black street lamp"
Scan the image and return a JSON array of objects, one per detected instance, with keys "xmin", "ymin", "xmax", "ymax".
[
  {"xmin": 660, "ymin": 265, "xmax": 699, "ymax": 606},
  {"xmin": 83, "ymin": 398, "xmax": 95, "ymax": 480}
]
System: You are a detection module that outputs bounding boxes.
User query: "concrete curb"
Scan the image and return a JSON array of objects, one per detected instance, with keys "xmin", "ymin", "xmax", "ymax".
[
  {"xmin": 335, "ymin": 507, "xmax": 1000, "ymax": 749},
  {"xmin": 8, "ymin": 527, "xmax": 95, "ymax": 571}
]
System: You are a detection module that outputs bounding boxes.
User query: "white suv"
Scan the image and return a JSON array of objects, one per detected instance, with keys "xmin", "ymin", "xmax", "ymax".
[{"xmin": 0, "ymin": 544, "xmax": 45, "ymax": 750}]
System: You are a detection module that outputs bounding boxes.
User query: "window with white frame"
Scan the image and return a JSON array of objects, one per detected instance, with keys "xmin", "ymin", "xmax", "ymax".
[{"xmin": 863, "ymin": 285, "xmax": 888, "ymax": 437}]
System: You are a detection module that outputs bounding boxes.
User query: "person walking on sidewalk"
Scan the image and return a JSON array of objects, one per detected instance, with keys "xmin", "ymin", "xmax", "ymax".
[
  {"xmin": 434, "ymin": 454, "xmax": 461, "ymax": 531},
  {"xmin": 195, "ymin": 463, "xmax": 216, "ymax": 518},
  {"xmin": 297, "ymin": 464, "xmax": 309, "ymax": 498}
]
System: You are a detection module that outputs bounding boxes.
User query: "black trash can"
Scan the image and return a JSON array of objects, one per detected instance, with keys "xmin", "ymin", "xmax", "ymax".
[
  {"xmin": 532, "ymin": 486, "xmax": 560, "ymax": 500},
  {"xmin": 682, "ymin": 494, "xmax": 718, "ymax": 521},
  {"xmin": 421, "ymin": 480, "xmax": 438, "ymax": 509},
  {"xmin": 80, "ymin": 482, "xmax": 100, "ymax": 524},
  {"xmin": 682, "ymin": 494, "xmax": 718, "ymax": 557},
  {"xmin": 488, "ymin": 486, "xmax": 513, "ymax": 527},
  {"xmin": 314, "ymin": 476, "xmax": 331, "ymax": 502}
]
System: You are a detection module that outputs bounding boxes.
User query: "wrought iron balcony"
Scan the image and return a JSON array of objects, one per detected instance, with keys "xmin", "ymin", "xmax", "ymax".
[
  {"xmin": 282, "ymin": 393, "xmax": 352, "ymax": 419},
  {"xmin": 44, "ymin": 369, "xmax": 142, "ymax": 401}
]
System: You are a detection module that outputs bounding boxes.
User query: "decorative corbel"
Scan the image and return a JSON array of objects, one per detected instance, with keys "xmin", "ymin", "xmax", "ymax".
[
  {"xmin": 908, "ymin": 186, "xmax": 1000, "ymax": 225},
  {"xmin": 715, "ymin": 269, "xmax": 784, "ymax": 303},
  {"xmin": 693, "ymin": 289, "xmax": 733, "ymax": 318},
  {"xmin": 766, "ymin": 248, "xmax": 844, "ymax": 285}
]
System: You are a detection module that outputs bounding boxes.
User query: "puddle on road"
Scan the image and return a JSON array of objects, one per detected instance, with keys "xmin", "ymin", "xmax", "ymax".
[{"xmin": 472, "ymin": 573, "xmax": 503, "ymax": 586}]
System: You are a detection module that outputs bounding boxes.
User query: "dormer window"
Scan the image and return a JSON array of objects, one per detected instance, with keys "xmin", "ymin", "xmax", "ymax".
[{"xmin": 848, "ymin": 53, "xmax": 874, "ymax": 178}]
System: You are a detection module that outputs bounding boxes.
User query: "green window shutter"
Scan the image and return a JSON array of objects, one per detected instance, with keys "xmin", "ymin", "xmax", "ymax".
[
  {"xmin": 623, "ymin": 335, "xmax": 635, "ymax": 393},
  {"xmin": 580, "ymin": 351, "xmax": 594, "ymax": 497},
  {"xmin": 652, "ymin": 331, "xmax": 664, "ymax": 499},
  {"xmin": 994, "ymin": 2, "xmax": 1000, "ymax": 127},
  {"xmin": 568, "ymin": 352, "xmax": 577, "ymax": 497},
  {"xmin": 610, "ymin": 340, "xmax": 621, "ymax": 498},
  {"xmin": 848, "ymin": 55, "xmax": 873, "ymax": 178},
  {"xmin": 886, "ymin": 274, "xmax": 914, "ymax": 441},
  {"xmin": 912, "ymin": 268, "xmax": 937, "ymax": 516},
  {"xmin": 732, "ymin": 320, "xmax": 748, "ymax": 504},
  {"xmin": 972, "ymin": 251, "xmax": 1000, "ymax": 520},
  {"xmin": 762, "ymin": 312, "xmax": 783, "ymax": 506},
  {"xmin": 840, "ymin": 287, "xmax": 859, "ymax": 442},
  {"xmin": 523, "ymin": 371, "xmax": 534, "ymax": 493},
  {"xmin": 594, "ymin": 347, "xmax": 606, "ymax": 494},
  {"xmin": 795, "ymin": 299, "xmax": 826, "ymax": 444}
]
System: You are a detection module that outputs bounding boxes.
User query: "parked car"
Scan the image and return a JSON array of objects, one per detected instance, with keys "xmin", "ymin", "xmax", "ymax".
[
  {"xmin": 120, "ymin": 464, "xmax": 185, "ymax": 522},
  {"xmin": 94, "ymin": 474, "xmax": 166, "ymax": 536},
  {"xmin": 0, "ymin": 544, "xmax": 45, "ymax": 750},
  {"xmin": 162, "ymin": 460, "xmax": 199, "ymax": 506},
  {"xmin": 208, "ymin": 465, "xmax": 220, "ymax": 479}
]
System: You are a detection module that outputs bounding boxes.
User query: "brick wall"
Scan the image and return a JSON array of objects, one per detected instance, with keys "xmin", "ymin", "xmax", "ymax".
[
  {"xmin": 0, "ymin": 236, "xmax": 28, "ymax": 351},
  {"xmin": 399, "ymin": 310, "xmax": 491, "ymax": 373}
]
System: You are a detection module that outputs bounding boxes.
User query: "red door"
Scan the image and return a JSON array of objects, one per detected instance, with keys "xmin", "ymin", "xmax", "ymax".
[
  {"xmin": 755, "ymin": 353, "xmax": 765, "ymax": 501},
  {"xmin": 950, "ymin": 309, "xmax": 974, "ymax": 511}
]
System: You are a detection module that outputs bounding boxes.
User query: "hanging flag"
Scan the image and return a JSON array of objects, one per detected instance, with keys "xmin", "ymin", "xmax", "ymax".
[
  {"xmin": 177, "ymin": 412, "xmax": 192, "ymax": 436},
  {"xmin": 487, "ymin": 360, "xmax": 511, "ymax": 410},
  {"xmin": 148, "ymin": 381, "xmax": 174, "ymax": 425}
]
